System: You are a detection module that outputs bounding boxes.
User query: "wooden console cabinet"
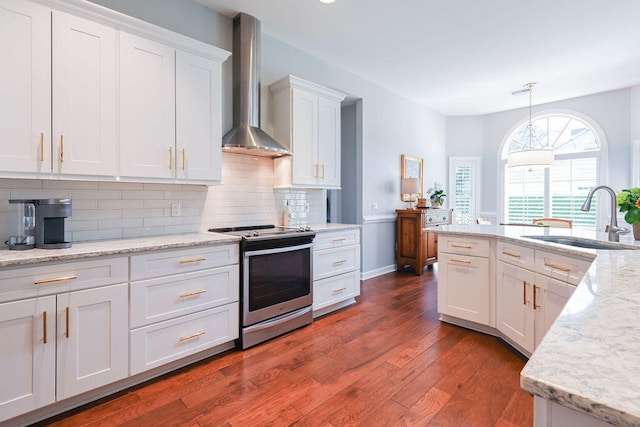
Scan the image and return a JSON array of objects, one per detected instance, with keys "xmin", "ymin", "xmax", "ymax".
[{"xmin": 396, "ymin": 209, "xmax": 450, "ymax": 275}]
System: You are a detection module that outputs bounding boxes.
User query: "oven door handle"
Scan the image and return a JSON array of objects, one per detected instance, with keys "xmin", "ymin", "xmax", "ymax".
[
  {"xmin": 243, "ymin": 306, "xmax": 312, "ymax": 333},
  {"xmin": 244, "ymin": 242, "xmax": 314, "ymax": 257}
]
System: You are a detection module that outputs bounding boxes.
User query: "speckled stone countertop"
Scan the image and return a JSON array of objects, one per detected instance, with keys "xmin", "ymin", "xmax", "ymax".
[
  {"xmin": 0, "ymin": 233, "xmax": 240, "ymax": 268},
  {"xmin": 439, "ymin": 224, "xmax": 640, "ymax": 425},
  {"xmin": 0, "ymin": 224, "xmax": 360, "ymax": 268}
]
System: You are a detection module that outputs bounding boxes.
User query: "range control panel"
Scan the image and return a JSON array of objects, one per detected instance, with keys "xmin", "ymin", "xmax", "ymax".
[{"xmin": 424, "ymin": 208, "xmax": 451, "ymax": 227}]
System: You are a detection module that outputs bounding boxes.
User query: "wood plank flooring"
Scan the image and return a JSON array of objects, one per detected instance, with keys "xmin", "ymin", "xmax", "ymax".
[{"xmin": 39, "ymin": 267, "xmax": 533, "ymax": 427}]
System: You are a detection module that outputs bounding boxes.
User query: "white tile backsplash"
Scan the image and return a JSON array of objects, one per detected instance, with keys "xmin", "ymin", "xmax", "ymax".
[{"xmin": 0, "ymin": 153, "xmax": 327, "ymax": 244}]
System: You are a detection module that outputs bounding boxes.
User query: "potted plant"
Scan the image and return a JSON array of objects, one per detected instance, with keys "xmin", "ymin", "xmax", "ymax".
[
  {"xmin": 426, "ymin": 184, "xmax": 446, "ymax": 208},
  {"xmin": 616, "ymin": 188, "xmax": 640, "ymax": 239}
]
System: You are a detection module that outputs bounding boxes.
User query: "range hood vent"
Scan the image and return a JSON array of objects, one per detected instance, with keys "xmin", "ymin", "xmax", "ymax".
[{"xmin": 222, "ymin": 13, "xmax": 290, "ymax": 157}]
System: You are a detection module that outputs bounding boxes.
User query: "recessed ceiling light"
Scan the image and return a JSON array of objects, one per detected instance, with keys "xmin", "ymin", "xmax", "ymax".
[{"xmin": 319, "ymin": 0, "xmax": 336, "ymax": 4}]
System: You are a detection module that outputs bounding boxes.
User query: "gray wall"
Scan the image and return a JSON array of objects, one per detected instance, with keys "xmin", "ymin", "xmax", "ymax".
[
  {"xmin": 447, "ymin": 88, "xmax": 634, "ymax": 219},
  {"xmin": 86, "ymin": 0, "xmax": 449, "ymax": 278}
]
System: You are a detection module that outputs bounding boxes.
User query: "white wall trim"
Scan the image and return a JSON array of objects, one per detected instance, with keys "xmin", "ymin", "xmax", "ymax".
[
  {"xmin": 361, "ymin": 264, "xmax": 396, "ymax": 281},
  {"xmin": 362, "ymin": 214, "xmax": 396, "ymax": 224},
  {"xmin": 633, "ymin": 140, "xmax": 640, "ymax": 187}
]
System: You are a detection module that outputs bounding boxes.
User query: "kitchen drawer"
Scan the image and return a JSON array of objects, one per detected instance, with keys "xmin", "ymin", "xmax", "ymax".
[
  {"xmin": 129, "ymin": 302, "xmax": 239, "ymax": 375},
  {"xmin": 497, "ymin": 241, "xmax": 535, "ymax": 269},
  {"xmin": 130, "ymin": 244, "xmax": 238, "ymax": 281},
  {"xmin": 314, "ymin": 244, "xmax": 360, "ymax": 281},
  {"xmin": 0, "ymin": 257, "xmax": 128, "ymax": 303},
  {"xmin": 313, "ymin": 229, "xmax": 360, "ymax": 251},
  {"xmin": 313, "ymin": 270, "xmax": 360, "ymax": 311},
  {"xmin": 130, "ymin": 265, "xmax": 239, "ymax": 328},
  {"xmin": 535, "ymin": 249, "xmax": 593, "ymax": 285},
  {"xmin": 439, "ymin": 235, "xmax": 490, "ymax": 258}
]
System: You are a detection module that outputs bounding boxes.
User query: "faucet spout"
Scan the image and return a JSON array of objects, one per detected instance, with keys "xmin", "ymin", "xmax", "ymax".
[{"xmin": 581, "ymin": 185, "xmax": 628, "ymax": 242}]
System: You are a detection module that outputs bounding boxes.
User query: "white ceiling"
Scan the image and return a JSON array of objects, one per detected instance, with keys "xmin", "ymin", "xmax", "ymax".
[{"xmin": 196, "ymin": 0, "xmax": 640, "ymax": 116}]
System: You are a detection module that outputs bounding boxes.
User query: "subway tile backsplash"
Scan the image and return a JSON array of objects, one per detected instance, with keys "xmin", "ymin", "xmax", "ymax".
[{"xmin": 0, "ymin": 153, "xmax": 326, "ymax": 243}]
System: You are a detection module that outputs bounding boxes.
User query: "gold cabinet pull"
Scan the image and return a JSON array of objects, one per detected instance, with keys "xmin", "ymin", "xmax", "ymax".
[
  {"xmin": 181, "ymin": 148, "xmax": 186, "ymax": 170},
  {"xmin": 39, "ymin": 133, "xmax": 44, "ymax": 162},
  {"xmin": 332, "ymin": 259, "xmax": 347, "ymax": 265},
  {"xmin": 43, "ymin": 311, "xmax": 48, "ymax": 344},
  {"xmin": 533, "ymin": 285, "xmax": 541, "ymax": 309},
  {"xmin": 523, "ymin": 281, "xmax": 529, "ymax": 305},
  {"xmin": 34, "ymin": 275, "xmax": 77, "ymax": 285},
  {"xmin": 321, "ymin": 163, "xmax": 325, "ymax": 179},
  {"xmin": 169, "ymin": 146, "xmax": 173, "ymax": 169},
  {"xmin": 65, "ymin": 307, "xmax": 70, "ymax": 338},
  {"xmin": 314, "ymin": 163, "xmax": 319, "ymax": 178},
  {"xmin": 332, "ymin": 237, "xmax": 347, "ymax": 243},
  {"xmin": 332, "ymin": 287, "xmax": 347, "ymax": 294},
  {"xmin": 179, "ymin": 289, "xmax": 206, "ymax": 298},
  {"xmin": 179, "ymin": 257, "xmax": 206, "ymax": 264},
  {"xmin": 450, "ymin": 258, "xmax": 472, "ymax": 264},
  {"xmin": 451, "ymin": 243, "xmax": 472, "ymax": 249},
  {"xmin": 179, "ymin": 331, "xmax": 205, "ymax": 342},
  {"xmin": 544, "ymin": 263, "xmax": 571, "ymax": 273},
  {"xmin": 59, "ymin": 135, "xmax": 64, "ymax": 163},
  {"xmin": 502, "ymin": 250, "xmax": 521, "ymax": 259}
]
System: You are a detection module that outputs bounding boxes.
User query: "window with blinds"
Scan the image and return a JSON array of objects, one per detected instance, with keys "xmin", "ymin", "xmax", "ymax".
[
  {"xmin": 503, "ymin": 114, "xmax": 600, "ymax": 230},
  {"xmin": 449, "ymin": 157, "xmax": 481, "ymax": 225}
]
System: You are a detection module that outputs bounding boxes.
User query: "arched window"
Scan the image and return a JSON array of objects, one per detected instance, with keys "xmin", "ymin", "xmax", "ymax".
[{"xmin": 501, "ymin": 113, "xmax": 603, "ymax": 230}]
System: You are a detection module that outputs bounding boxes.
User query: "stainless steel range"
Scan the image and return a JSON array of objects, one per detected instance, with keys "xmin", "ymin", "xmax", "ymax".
[{"xmin": 209, "ymin": 225, "xmax": 315, "ymax": 349}]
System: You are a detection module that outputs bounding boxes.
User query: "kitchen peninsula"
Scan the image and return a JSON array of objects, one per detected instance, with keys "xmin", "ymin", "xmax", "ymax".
[{"xmin": 437, "ymin": 224, "xmax": 640, "ymax": 426}]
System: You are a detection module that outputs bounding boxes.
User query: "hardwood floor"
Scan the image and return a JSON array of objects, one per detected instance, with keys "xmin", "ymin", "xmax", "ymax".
[{"xmin": 39, "ymin": 267, "xmax": 533, "ymax": 427}]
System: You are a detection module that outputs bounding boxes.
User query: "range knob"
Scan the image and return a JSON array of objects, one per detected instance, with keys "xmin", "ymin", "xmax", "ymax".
[{"xmin": 251, "ymin": 231, "xmax": 260, "ymax": 237}]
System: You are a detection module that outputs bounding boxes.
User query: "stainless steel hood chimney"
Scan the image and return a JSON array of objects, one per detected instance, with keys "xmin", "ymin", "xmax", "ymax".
[{"xmin": 222, "ymin": 13, "xmax": 290, "ymax": 157}]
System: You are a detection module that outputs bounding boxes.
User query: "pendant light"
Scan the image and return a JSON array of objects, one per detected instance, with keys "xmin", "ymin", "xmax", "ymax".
[{"xmin": 507, "ymin": 83, "xmax": 554, "ymax": 171}]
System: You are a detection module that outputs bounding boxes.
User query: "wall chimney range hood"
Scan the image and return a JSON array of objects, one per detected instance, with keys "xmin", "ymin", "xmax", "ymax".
[{"xmin": 222, "ymin": 13, "xmax": 290, "ymax": 157}]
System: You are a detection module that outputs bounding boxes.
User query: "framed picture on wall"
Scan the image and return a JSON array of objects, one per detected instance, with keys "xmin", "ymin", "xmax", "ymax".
[{"xmin": 401, "ymin": 155, "xmax": 423, "ymax": 201}]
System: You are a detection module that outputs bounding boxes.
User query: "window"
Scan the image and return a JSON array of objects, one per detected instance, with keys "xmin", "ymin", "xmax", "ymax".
[
  {"xmin": 449, "ymin": 157, "xmax": 481, "ymax": 225},
  {"xmin": 502, "ymin": 114, "xmax": 602, "ymax": 230}
]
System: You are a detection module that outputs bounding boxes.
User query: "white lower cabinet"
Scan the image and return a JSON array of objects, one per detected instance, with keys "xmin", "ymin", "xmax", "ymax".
[
  {"xmin": 130, "ymin": 303, "xmax": 238, "ymax": 375},
  {"xmin": 0, "ymin": 258, "xmax": 129, "ymax": 423},
  {"xmin": 437, "ymin": 235, "xmax": 492, "ymax": 326},
  {"xmin": 496, "ymin": 241, "xmax": 585, "ymax": 355},
  {"xmin": 0, "ymin": 296, "xmax": 56, "ymax": 422},
  {"xmin": 312, "ymin": 229, "xmax": 361, "ymax": 316},
  {"xmin": 497, "ymin": 261, "xmax": 535, "ymax": 352},
  {"xmin": 129, "ymin": 245, "xmax": 239, "ymax": 374},
  {"xmin": 56, "ymin": 284, "xmax": 128, "ymax": 400}
]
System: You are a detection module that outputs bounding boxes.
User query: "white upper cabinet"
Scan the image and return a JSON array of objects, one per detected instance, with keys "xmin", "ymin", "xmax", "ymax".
[
  {"xmin": 176, "ymin": 50, "xmax": 223, "ymax": 183},
  {"xmin": 52, "ymin": 11, "xmax": 117, "ymax": 177},
  {"xmin": 271, "ymin": 75, "xmax": 346, "ymax": 189},
  {"xmin": 119, "ymin": 32, "xmax": 176, "ymax": 180},
  {"xmin": 0, "ymin": 0, "xmax": 51, "ymax": 174},
  {"xmin": 0, "ymin": 0, "xmax": 229, "ymax": 183}
]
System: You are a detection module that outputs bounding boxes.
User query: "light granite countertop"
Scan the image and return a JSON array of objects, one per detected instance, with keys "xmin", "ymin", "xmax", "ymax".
[
  {"xmin": 439, "ymin": 224, "xmax": 640, "ymax": 426},
  {"xmin": 0, "ymin": 224, "xmax": 360, "ymax": 268}
]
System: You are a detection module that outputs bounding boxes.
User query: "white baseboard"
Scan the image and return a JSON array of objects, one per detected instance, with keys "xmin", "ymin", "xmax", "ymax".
[{"xmin": 361, "ymin": 264, "xmax": 396, "ymax": 280}]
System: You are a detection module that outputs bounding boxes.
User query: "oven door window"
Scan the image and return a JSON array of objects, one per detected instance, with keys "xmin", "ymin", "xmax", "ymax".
[{"xmin": 247, "ymin": 247, "xmax": 311, "ymax": 312}]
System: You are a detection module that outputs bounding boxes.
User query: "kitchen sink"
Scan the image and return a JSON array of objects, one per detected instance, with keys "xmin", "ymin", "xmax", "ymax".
[{"xmin": 521, "ymin": 235, "xmax": 637, "ymax": 250}]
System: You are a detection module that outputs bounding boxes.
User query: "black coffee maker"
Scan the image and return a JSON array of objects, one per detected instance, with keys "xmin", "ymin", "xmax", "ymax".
[{"xmin": 34, "ymin": 199, "xmax": 72, "ymax": 249}]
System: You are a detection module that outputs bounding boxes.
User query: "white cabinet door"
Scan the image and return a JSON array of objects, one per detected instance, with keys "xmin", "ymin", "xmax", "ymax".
[
  {"xmin": 56, "ymin": 283, "xmax": 128, "ymax": 400},
  {"xmin": 437, "ymin": 253, "xmax": 490, "ymax": 325},
  {"xmin": 52, "ymin": 11, "xmax": 117, "ymax": 177},
  {"xmin": 317, "ymin": 96, "xmax": 341, "ymax": 188},
  {"xmin": 176, "ymin": 50, "xmax": 222, "ymax": 183},
  {"xmin": 534, "ymin": 273, "xmax": 575, "ymax": 348},
  {"xmin": 291, "ymin": 88, "xmax": 318, "ymax": 186},
  {"xmin": 497, "ymin": 261, "xmax": 535, "ymax": 353},
  {"xmin": 0, "ymin": 296, "xmax": 56, "ymax": 423},
  {"xmin": 0, "ymin": 0, "xmax": 51, "ymax": 174},
  {"xmin": 119, "ymin": 32, "xmax": 175, "ymax": 179}
]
